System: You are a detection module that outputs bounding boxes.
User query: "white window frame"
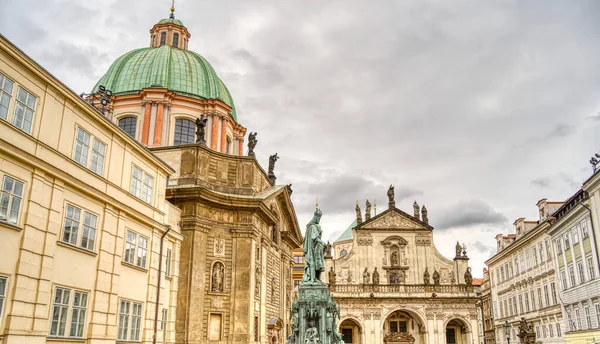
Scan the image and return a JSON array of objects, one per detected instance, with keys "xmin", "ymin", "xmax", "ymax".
[
  {"xmin": 165, "ymin": 248, "xmax": 172, "ymax": 277},
  {"xmin": 117, "ymin": 299, "xmax": 143, "ymax": 341},
  {"xmin": 581, "ymin": 220, "xmax": 589, "ymax": 239},
  {"xmin": 49, "ymin": 286, "xmax": 88, "ymax": 338},
  {"xmin": 569, "ymin": 264, "xmax": 576, "ymax": 287},
  {"xmin": 12, "ymin": 86, "xmax": 36, "ymax": 133},
  {"xmin": 532, "ymin": 247, "xmax": 538, "ymax": 266},
  {"xmin": 61, "ymin": 204, "xmax": 98, "ymax": 252},
  {"xmin": 0, "ymin": 72, "xmax": 14, "ymax": 121},
  {"xmin": 587, "ymin": 255, "xmax": 595, "ymax": 280},
  {"xmin": 577, "ymin": 260, "xmax": 585, "ymax": 284},
  {"xmin": 539, "ymin": 243, "xmax": 544, "ymax": 263},
  {"xmin": 73, "ymin": 127, "xmax": 106, "ymax": 176},
  {"xmin": 130, "ymin": 165, "xmax": 153, "ymax": 204},
  {"xmin": 0, "ymin": 276, "xmax": 7, "ymax": 319},
  {"xmin": 573, "ymin": 226, "xmax": 580, "ymax": 244},
  {"xmin": 0, "ymin": 174, "xmax": 24, "ymax": 226},
  {"xmin": 123, "ymin": 230, "xmax": 148, "ymax": 269}
]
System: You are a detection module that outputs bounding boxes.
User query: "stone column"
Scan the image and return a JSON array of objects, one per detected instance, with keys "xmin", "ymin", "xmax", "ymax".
[
  {"xmin": 141, "ymin": 102, "xmax": 152, "ymax": 145},
  {"xmin": 211, "ymin": 114, "xmax": 219, "ymax": 150},
  {"xmin": 229, "ymin": 228, "xmax": 255, "ymax": 343},
  {"xmin": 238, "ymin": 137, "xmax": 244, "ymax": 156},
  {"xmin": 153, "ymin": 103, "xmax": 165, "ymax": 145},
  {"xmin": 220, "ymin": 118, "xmax": 228, "ymax": 153}
]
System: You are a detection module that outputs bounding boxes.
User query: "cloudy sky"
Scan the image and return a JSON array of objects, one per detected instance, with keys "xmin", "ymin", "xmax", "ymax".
[{"xmin": 2, "ymin": 0, "xmax": 600, "ymax": 276}]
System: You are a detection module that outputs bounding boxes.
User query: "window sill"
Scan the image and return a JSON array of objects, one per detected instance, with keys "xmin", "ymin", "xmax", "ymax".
[
  {"xmin": 56, "ymin": 241, "xmax": 97, "ymax": 256},
  {"xmin": 0, "ymin": 220, "xmax": 22, "ymax": 231},
  {"xmin": 47, "ymin": 336, "xmax": 87, "ymax": 342},
  {"xmin": 121, "ymin": 261, "xmax": 148, "ymax": 273}
]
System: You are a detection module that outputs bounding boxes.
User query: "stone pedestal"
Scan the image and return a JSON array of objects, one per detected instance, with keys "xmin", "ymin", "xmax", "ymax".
[{"xmin": 286, "ymin": 282, "xmax": 343, "ymax": 344}]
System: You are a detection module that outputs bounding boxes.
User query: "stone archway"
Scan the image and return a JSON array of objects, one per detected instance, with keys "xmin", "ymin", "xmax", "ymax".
[
  {"xmin": 339, "ymin": 317, "xmax": 362, "ymax": 344},
  {"xmin": 382, "ymin": 310, "xmax": 427, "ymax": 344},
  {"xmin": 444, "ymin": 318, "xmax": 470, "ymax": 344}
]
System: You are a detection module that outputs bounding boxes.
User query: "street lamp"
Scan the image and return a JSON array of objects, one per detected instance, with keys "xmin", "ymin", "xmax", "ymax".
[{"xmin": 503, "ymin": 321, "xmax": 511, "ymax": 344}]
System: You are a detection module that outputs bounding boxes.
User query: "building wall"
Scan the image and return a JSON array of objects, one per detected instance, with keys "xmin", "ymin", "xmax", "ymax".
[{"xmin": 0, "ymin": 35, "xmax": 182, "ymax": 344}]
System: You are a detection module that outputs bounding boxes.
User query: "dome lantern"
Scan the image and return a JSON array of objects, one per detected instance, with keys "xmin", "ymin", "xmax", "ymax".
[{"xmin": 149, "ymin": 3, "xmax": 190, "ymax": 49}]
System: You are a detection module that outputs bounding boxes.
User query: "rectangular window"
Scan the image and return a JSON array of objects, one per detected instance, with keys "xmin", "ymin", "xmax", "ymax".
[
  {"xmin": 576, "ymin": 309, "xmax": 582, "ymax": 330},
  {"xmin": 49, "ymin": 287, "xmax": 88, "ymax": 338},
  {"xmin": 530, "ymin": 290, "xmax": 536, "ymax": 311},
  {"xmin": 513, "ymin": 297, "xmax": 518, "ymax": 316},
  {"xmin": 577, "ymin": 261, "xmax": 585, "ymax": 283},
  {"xmin": 581, "ymin": 220, "xmax": 589, "ymax": 239},
  {"xmin": 514, "ymin": 257, "xmax": 519, "ymax": 275},
  {"xmin": 539, "ymin": 243, "xmax": 544, "ymax": 263},
  {"xmin": 524, "ymin": 292, "xmax": 530, "ymax": 312},
  {"xmin": 549, "ymin": 323, "xmax": 554, "ymax": 337},
  {"xmin": 520, "ymin": 254, "xmax": 525, "ymax": 272},
  {"xmin": 0, "ymin": 73, "xmax": 14, "ymax": 120},
  {"xmin": 499, "ymin": 300, "xmax": 504, "ymax": 318},
  {"xmin": 545, "ymin": 240, "xmax": 552, "ymax": 260},
  {"xmin": 588, "ymin": 256, "xmax": 595, "ymax": 280},
  {"xmin": 509, "ymin": 262, "xmax": 514, "ymax": 277},
  {"xmin": 0, "ymin": 276, "xmax": 7, "ymax": 318},
  {"xmin": 542, "ymin": 325, "xmax": 547, "ymax": 338},
  {"xmin": 519, "ymin": 294, "xmax": 524, "ymax": 314},
  {"xmin": 118, "ymin": 299, "xmax": 143, "ymax": 341},
  {"xmin": 595, "ymin": 304, "xmax": 600, "ymax": 329},
  {"xmin": 557, "ymin": 322, "xmax": 561, "ymax": 337},
  {"xmin": 161, "ymin": 308, "xmax": 168, "ymax": 343},
  {"xmin": 573, "ymin": 226, "xmax": 580, "ymax": 244},
  {"xmin": 569, "ymin": 265, "xmax": 576, "ymax": 287},
  {"xmin": 73, "ymin": 128, "xmax": 106, "ymax": 176},
  {"xmin": 585, "ymin": 307, "xmax": 592, "ymax": 329},
  {"xmin": 0, "ymin": 175, "xmax": 24, "ymax": 225},
  {"xmin": 537, "ymin": 287, "xmax": 543, "ymax": 309},
  {"xmin": 13, "ymin": 87, "xmax": 36, "ymax": 133},
  {"xmin": 123, "ymin": 230, "xmax": 148, "ymax": 269},
  {"xmin": 130, "ymin": 166, "xmax": 153, "ymax": 204},
  {"xmin": 90, "ymin": 139, "xmax": 106, "ymax": 175},
  {"xmin": 500, "ymin": 267, "xmax": 505, "ymax": 281},
  {"xmin": 532, "ymin": 247, "xmax": 538, "ymax": 266},
  {"xmin": 544, "ymin": 284, "xmax": 550, "ymax": 307},
  {"xmin": 561, "ymin": 269, "xmax": 568, "ymax": 290},
  {"xmin": 556, "ymin": 240, "xmax": 562, "ymax": 254},
  {"xmin": 564, "ymin": 236, "xmax": 570, "ymax": 250},
  {"xmin": 62, "ymin": 204, "xmax": 98, "ymax": 251},
  {"xmin": 209, "ymin": 313, "xmax": 222, "ymax": 341},
  {"xmin": 165, "ymin": 248, "xmax": 172, "ymax": 277},
  {"xmin": 73, "ymin": 128, "xmax": 90, "ymax": 166},
  {"xmin": 550, "ymin": 283, "xmax": 557, "ymax": 305}
]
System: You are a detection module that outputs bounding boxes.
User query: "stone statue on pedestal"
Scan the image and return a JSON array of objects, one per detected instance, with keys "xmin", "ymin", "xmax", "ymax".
[
  {"xmin": 455, "ymin": 241, "xmax": 462, "ymax": 258},
  {"xmin": 355, "ymin": 201, "xmax": 362, "ymax": 224},
  {"xmin": 247, "ymin": 132, "xmax": 257, "ymax": 157},
  {"xmin": 432, "ymin": 269, "xmax": 440, "ymax": 285},
  {"xmin": 387, "ymin": 185, "xmax": 395, "ymax": 208},
  {"xmin": 365, "ymin": 200, "xmax": 372, "ymax": 220},
  {"xmin": 421, "ymin": 205, "xmax": 428, "ymax": 224},
  {"xmin": 373, "ymin": 268, "xmax": 380, "ymax": 285},
  {"xmin": 413, "ymin": 201, "xmax": 420, "ymax": 220},
  {"xmin": 328, "ymin": 267, "xmax": 336, "ymax": 285},
  {"xmin": 423, "ymin": 267, "xmax": 430, "ymax": 285},
  {"xmin": 464, "ymin": 267, "xmax": 473, "ymax": 286},
  {"xmin": 363, "ymin": 268, "xmax": 370, "ymax": 284},
  {"xmin": 268, "ymin": 153, "xmax": 279, "ymax": 184},
  {"xmin": 195, "ymin": 116, "xmax": 208, "ymax": 145}
]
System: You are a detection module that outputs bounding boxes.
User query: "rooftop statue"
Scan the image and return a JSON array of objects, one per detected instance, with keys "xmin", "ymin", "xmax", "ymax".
[
  {"xmin": 365, "ymin": 199, "xmax": 372, "ymax": 220},
  {"xmin": 195, "ymin": 115, "xmax": 208, "ymax": 145},
  {"xmin": 464, "ymin": 267, "xmax": 473, "ymax": 286},
  {"xmin": 455, "ymin": 241, "xmax": 462, "ymax": 258},
  {"xmin": 247, "ymin": 132, "xmax": 258, "ymax": 157},
  {"xmin": 423, "ymin": 267, "xmax": 430, "ymax": 285},
  {"xmin": 432, "ymin": 269, "xmax": 440, "ymax": 285},
  {"xmin": 363, "ymin": 268, "xmax": 370, "ymax": 284},
  {"xmin": 268, "ymin": 153, "xmax": 279, "ymax": 184},
  {"xmin": 302, "ymin": 208, "xmax": 326, "ymax": 283},
  {"xmin": 421, "ymin": 205, "xmax": 428, "ymax": 224},
  {"xmin": 413, "ymin": 201, "xmax": 420, "ymax": 220},
  {"xmin": 355, "ymin": 201, "xmax": 362, "ymax": 224},
  {"xmin": 388, "ymin": 185, "xmax": 395, "ymax": 208}
]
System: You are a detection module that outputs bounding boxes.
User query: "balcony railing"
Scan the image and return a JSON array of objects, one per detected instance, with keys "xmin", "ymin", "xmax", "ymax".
[{"xmin": 329, "ymin": 283, "xmax": 475, "ymax": 297}]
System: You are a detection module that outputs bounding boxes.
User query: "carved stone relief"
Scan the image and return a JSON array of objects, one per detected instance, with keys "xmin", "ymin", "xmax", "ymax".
[
  {"xmin": 211, "ymin": 262, "xmax": 225, "ymax": 292},
  {"xmin": 214, "ymin": 238, "xmax": 225, "ymax": 257}
]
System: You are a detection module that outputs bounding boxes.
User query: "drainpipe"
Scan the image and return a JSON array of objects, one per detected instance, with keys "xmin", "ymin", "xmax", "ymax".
[
  {"xmin": 580, "ymin": 202, "xmax": 599, "ymax": 271},
  {"xmin": 153, "ymin": 225, "xmax": 171, "ymax": 344}
]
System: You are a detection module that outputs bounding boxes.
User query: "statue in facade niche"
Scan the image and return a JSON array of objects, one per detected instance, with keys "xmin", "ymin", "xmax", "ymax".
[
  {"xmin": 195, "ymin": 115, "xmax": 208, "ymax": 145},
  {"xmin": 464, "ymin": 267, "xmax": 473, "ymax": 286},
  {"xmin": 247, "ymin": 132, "xmax": 258, "ymax": 156},
  {"xmin": 432, "ymin": 269, "xmax": 440, "ymax": 285},
  {"xmin": 421, "ymin": 205, "xmax": 428, "ymax": 224},
  {"xmin": 305, "ymin": 322, "xmax": 319, "ymax": 344},
  {"xmin": 268, "ymin": 153, "xmax": 279, "ymax": 184},
  {"xmin": 413, "ymin": 201, "xmax": 420, "ymax": 220},
  {"xmin": 373, "ymin": 268, "xmax": 380, "ymax": 285},
  {"xmin": 391, "ymin": 251, "xmax": 399, "ymax": 266},
  {"xmin": 211, "ymin": 262, "xmax": 224, "ymax": 292},
  {"xmin": 355, "ymin": 201, "xmax": 362, "ymax": 224},
  {"xmin": 455, "ymin": 241, "xmax": 462, "ymax": 258},
  {"xmin": 301, "ymin": 208, "xmax": 326, "ymax": 283},
  {"xmin": 423, "ymin": 267, "xmax": 430, "ymax": 285},
  {"xmin": 328, "ymin": 267, "xmax": 336, "ymax": 285},
  {"xmin": 363, "ymin": 268, "xmax": 370, "ymax": 284}
]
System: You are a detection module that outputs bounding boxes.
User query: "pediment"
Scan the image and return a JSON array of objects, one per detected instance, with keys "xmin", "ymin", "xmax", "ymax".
[{"xmin": 358, "ymin": 208, "xmax": 433, "ymax": 231}]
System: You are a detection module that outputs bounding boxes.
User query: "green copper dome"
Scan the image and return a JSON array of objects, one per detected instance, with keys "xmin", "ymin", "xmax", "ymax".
[
  {"xmin": 157, "ymin": 17, "xmax": 184, "ymax": 26},
  {"xmin": 93, "ymin": 45, "xmax": 237, "ymax": 121}
]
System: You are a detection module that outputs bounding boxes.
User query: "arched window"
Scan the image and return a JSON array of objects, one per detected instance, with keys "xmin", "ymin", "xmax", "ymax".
[
  {"xmin": 340, "ymin": 249, "xmax": 348, "ymax": 258},
  {"xmin": 160, "ymin": 32, "xmax": 167, "ymax": 46},
  {"xmin": 211, "ymin": 261, "xmax": 224, "ymax": 292},
  {"xmin": 151, "ymin": 35, "xmax": 156, "ymax": 47},
  {"xmin": 172, "ymin": 33, "xmax": 179, "ymax": 47},
  {"xmin": 118, "ymin": 117, "xmax": 137, "ymax": 139},
  {"xmin": 226, "ymin": 136, "xmax": 232, "ymax": 154},
  {"xmin": 174, "ymin": 118, "xmax": 195, "ymax": 145}
]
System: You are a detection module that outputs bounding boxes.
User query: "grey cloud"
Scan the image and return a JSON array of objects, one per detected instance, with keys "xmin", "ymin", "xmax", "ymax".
[
  {"xmin": 470, "ymin": 241, "xmax": 496, "ymax": 260},
  {"xmin": 531, "ymin": 178, "xmax": 551, "ymax": 188},
  {"xmin": 435, "ymin": 199, "xmax": 508, "ymax": 230},
  {"xmin": 545, "ymin": 124, "xmax": 576, "ymax": 139},
  {"xmin": 587, "ymin": 114, "xmax": 600, "ymax": 122}
]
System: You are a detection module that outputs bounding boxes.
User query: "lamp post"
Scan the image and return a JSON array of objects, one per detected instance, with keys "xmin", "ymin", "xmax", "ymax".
[{"xmin": 503, "ymin": 321, "xmax": 511, "ymax": 344}]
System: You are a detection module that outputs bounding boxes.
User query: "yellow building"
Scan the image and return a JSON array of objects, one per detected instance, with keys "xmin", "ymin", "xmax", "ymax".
[{"xmin": 0, "ymin": 32, "xmax": 182, "ymax": 344}]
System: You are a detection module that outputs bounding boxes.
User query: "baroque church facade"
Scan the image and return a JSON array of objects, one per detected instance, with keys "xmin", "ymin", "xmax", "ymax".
[{"xmin": 326, "ymin": 189, "xmax": 480, "ymax": 344}]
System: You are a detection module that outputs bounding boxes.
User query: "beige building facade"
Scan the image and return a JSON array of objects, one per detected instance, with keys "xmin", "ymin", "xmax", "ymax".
[
  {"xmin": 486, "ymin": 200, "xmax": 564, "ymax": 344},
  {"xmin": 0, "ymin": 33, "xmax": 182, "ymax": 344},
  {"xmin": 480, "ymin": 268, "xmax": 496, "ymax": 344},
  {"xmin": 325, "ymin": 195, "xmax": 480, "ymax": 344},
  {"xmin": 546, "ymin": 165, "xmax": 600, "ymax": 344}
]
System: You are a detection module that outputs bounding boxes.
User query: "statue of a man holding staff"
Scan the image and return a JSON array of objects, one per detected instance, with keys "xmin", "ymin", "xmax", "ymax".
[{"xmin": 302, "ymin": 208, "xmax": 326, "ymax": 283}]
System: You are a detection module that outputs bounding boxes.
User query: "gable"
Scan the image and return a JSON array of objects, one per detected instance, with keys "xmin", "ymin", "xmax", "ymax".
[{"xmin": 357, "ymin": 208, "xmax": 433, "ymax": 231}]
